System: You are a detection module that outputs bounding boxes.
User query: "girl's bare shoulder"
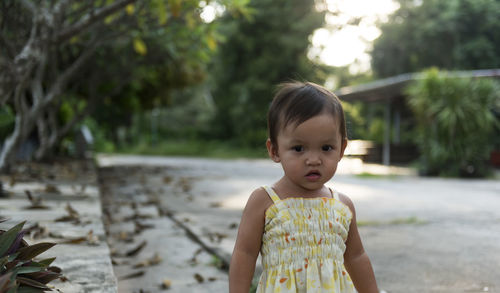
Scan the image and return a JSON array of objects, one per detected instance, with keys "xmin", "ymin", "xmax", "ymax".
[
  {"xmin": 337, "ymin": 192, "xmax": 356, "ymax": 215},
  {"xmin": 244, "ymin": 187, "xmax": 275, "ymax": 215}
]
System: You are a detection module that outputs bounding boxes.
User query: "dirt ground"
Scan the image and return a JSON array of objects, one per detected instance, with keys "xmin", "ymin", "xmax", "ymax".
[{"xmin": 97, "ymin": 154, "xmax": 500, "ymax": 293}]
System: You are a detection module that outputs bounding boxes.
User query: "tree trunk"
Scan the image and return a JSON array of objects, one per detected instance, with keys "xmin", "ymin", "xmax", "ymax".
[
  {"xmin": 0, "ymin": 0, "xmax": 138, "ymax": 171},
  {"xmin": 0, "ymin": 115, "xmax": 28, "ymax": 172}
]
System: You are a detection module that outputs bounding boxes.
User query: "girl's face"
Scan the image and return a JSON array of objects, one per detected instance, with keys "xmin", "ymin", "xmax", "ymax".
[{"xmin": 267, "ymin": 113, "xmax": 347, "ymax": 193}]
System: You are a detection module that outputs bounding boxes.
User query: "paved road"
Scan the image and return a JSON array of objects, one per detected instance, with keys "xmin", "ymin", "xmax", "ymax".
[{"xmin": 97, "ymin": 154, "xmax": 500, "ymax": 293}]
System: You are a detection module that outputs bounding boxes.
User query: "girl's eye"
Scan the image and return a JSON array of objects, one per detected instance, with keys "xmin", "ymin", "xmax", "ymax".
[
  {"xmin": 292, "ymin": 145, "xmax": 304, "ymax": 152},
  {"xmin": 322, "ymin": 145, "xmax": 333, "ymax": 151}
]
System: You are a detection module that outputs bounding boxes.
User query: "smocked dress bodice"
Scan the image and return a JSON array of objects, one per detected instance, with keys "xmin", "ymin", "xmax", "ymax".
[{"xmin": 256, "ymin": 186, "xmax": 356, "ymax": 292}]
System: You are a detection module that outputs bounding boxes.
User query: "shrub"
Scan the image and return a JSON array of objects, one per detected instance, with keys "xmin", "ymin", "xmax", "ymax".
[{"xmin": 406, "ymin": 68, "xmax": 500, "ymax": 177}]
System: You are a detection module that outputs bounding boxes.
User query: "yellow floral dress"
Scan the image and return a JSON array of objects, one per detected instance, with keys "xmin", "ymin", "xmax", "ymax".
[{"xmin": 256, "ymin": 186, "xmax": 356, "ymax": 293}]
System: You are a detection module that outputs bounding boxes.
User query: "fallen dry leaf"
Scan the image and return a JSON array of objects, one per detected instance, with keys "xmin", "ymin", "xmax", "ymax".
[
  {"xmin": 133, "ymin": 252, "xmax": 162, "ymax": 268},
  {"xmin": 45, "ymin": 184, "xmax": 60, "ymax": 194},
  {"xmin": 125, "ymin": 240, "xmax": 147, "ymax": 257},
  {"xmin": 134, "ymin": 221, "xmax": 155, "ymax": 234},
  {"xmin": 24, "ymin": 190, "xmax": 50, "ymax": 210},
  {"xmin": 58, "ymin": 230, "xmax": 99, "ymax": 245},
  {"xmin": 209, "ymin": 202, "xmax": 222, "ymax": 208},
  {"xmin": 118, "ymin": 271, "xmax": 145, "ymax": 280},
  {"xmin": 160, "ymin": 279, "xmax": 172, "ymax": 290},
  {"xmin": 193, "ymin": 273, "xmax": 204, "ymax": 283}
]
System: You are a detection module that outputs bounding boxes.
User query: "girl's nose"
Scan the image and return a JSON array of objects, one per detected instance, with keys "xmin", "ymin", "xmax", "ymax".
[{"xmin": 306, "ymin": 155, "xmax": 321, "ymax": 166}]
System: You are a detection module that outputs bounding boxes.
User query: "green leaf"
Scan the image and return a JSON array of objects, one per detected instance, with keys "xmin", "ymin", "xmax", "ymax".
[
  {"xmin": 16, "ymin": 277, "xmax": 51, "ymax": 290},
  {"xmin": 152, "ymin": 0, "xmax": 168, "ymax": 24},
  {"xmin": 15, "ymin": 266, "xmax": 45, "ymax": 274},
  {"xmin": 37, "ymin": 257, "xmax": 56, "ymax": 267},
  {"xmin": 133, "ymin": 38, "xmax": 147, "ymax": 56},
  {"xmin": 24, "ymin": 270, "xmax": 61, "ymax": 285},
  {"xmin": 0, "ymin": 222, "xmax": 26, "ymax": 257},
  {"xmin": 17, "ymin": 286, "xmax": 46, "ymax": 293},
  {"xmin": 7, "ymin": 253, "xmax": 20, "ymax": 262},
  {"xmin": 16, "ymin": 243, "xmax": 56, "ymax": 261},
  {"xmin": 0, "ymin": 272, "xmax": 13, "ymax": 291},
  {"xmin": 6, "ymin": 283, "xmax": 18, "ymax": 293}
]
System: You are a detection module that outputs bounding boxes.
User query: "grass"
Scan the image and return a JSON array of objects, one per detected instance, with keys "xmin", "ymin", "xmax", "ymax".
[
  {"xmin": 112, "ymin": 139, "xmax": 268, "ymax": 159},
  {"xmin": 357, "ymin": 216, "xmax": 427, "ymax": 227},
  {"xmin": 355, "ymin": 172, "xmax": 400, "ymax": 179}
]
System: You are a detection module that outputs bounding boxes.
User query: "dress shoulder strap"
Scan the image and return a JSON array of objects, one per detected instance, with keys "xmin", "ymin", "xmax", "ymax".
[
  {"xmin": 262, "ymin": 186, "xmax": 281, "ymax": 203},
  {"xmin": 330, "ymin": 188, "xmax": 340, "ymax": 201}
]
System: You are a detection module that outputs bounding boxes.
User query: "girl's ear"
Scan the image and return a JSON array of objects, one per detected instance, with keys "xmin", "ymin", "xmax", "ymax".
[
  {"xmin": 266, "ymin": 139, "xmax": 280, "ymax": 162},
  {"xmin": 339, "ymin": 139, "xmax": 348, "ymax": 159}
]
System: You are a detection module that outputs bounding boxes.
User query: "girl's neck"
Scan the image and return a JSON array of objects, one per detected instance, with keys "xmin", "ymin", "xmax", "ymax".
[{"xmin": 273, "ymin": 177, "xmax": 330, "ymax": 199}]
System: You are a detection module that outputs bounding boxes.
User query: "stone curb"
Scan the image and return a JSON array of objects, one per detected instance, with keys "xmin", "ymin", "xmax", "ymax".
[{"xmin": 0, "ymin": 159, "xmax": 117, "ymax": 292}]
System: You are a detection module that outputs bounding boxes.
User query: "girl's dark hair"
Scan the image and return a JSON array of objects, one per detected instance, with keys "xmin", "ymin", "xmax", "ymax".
[{"xmin": 267, "ymin": 81, "xmax": 347, "ymax": 148}]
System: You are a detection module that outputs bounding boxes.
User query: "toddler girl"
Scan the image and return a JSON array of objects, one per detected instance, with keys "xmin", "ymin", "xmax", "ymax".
[{"xmin": 229, "ymin": 81, "xmax": 379, "ymax": 292}]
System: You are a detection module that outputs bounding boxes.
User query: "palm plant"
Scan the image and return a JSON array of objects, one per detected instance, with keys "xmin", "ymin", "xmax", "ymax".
[{"xmin": 407, "ymin": 68, "xmax": 500, "ymax": 177}]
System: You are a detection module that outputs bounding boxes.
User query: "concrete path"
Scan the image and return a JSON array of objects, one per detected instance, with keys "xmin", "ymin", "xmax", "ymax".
[
  {"xmin": 97, "ymin": 154, "xmax": 500, "ymax": 293},
  {"xmin": 98, "ymin": 165, "xmax": 229, "ymax": 293}
]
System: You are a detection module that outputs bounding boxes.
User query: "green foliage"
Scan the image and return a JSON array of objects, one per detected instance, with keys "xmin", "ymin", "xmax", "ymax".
[
  {"xmin": 343, "ymin": 102, "xmax": 368, "ymax": 140},
  {"xmin": 343, "ymin": 102, "xmax": 412, "ymax": 144},
  {"xmin": 82, "ymin": 118, "xmax": 115, "ymax": 153},
  {"xmin": 0, "ymin": 106, "xmax": 15, "ymax": 141},
  {"xmin": 116, "ymin": 139, "xmax": 267, "ymax": 158},
  {"xmin": 1, "ymin": 0, "xmax": 247, "ymax": 163},
  {"xmin": 372, "ymin": 0, "xmax": 500, "ymax": 77},
  {"xmin": 86, "ymin": 0, "xmax": 248, "ymax": 150},
  {"xmin": 210, "ymin": 0, "xmax": 325, "ymax": 146},
  {"xmin": 366, "ymin": 118, "xmax": 386, "ymax": 144},
  {"xmin": 406, "ymin": 68, "xmax": 500, "ymax": 177},
  {"xmin": 0, "ymin": 221, "xmax": 60, "ymax": 293}
]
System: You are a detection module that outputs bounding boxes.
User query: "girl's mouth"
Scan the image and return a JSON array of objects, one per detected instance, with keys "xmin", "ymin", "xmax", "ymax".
[{"xmin": 305, "ymin": 171, "xmax": 321, "ymax": 181}]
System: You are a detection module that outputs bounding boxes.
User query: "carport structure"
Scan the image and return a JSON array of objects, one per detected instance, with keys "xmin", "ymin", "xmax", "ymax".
[{"xmin": 335, "ymin": 69, "xmax": 500, "ymax": 166}]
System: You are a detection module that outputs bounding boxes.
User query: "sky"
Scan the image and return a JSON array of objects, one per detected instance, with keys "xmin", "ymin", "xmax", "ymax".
[
  {"xmin": 200, "ymin": 0, "xmax": 400, "ymax": 73},
  {"xmin": 309, "ymin": 0, "xmax": 399, "ymax": 73}
]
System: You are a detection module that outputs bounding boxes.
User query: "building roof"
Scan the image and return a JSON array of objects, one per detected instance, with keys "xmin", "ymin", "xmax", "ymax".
[{"xmin": 335, "ymin": 68, "xmax": 500, "ymax": 103}]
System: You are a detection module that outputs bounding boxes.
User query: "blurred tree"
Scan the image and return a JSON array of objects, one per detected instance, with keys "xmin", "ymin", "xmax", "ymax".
[
  {"xmin": 371, "ymin": 0, "xmax": 500, "ymax": 77},
  {"xmin": 0, "ymin": 0, "xmax": 247, "ymax": 170},
  {"xmin": 210, "ymin": 0, "xmax": 326, "ymax": 146}
]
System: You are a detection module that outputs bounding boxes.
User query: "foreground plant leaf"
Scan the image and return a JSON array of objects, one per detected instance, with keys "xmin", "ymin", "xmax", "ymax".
[
  {"xmin": 37, "ymin": 258, "xmax": 56, "ymax": 267},
  {"xmin": 23, "ymin": 270, "xmax": 62, "ymax": 284},
  {"xmin": 16, "ymin": 276, "xmax": 51, "ymax": 289},
  {"xmin": 16, "ymin": 243, "xmax": 56, "ymax": 261},
  {"xmin": 13, "ymin": 266, "xmax": 45, "ymax": 275},
  {"xmin": 0, "ymin": 221, "xmax": 25, "ymax": 257},
  {"xmin": 0, "ymin": 272, "xmax": 13, "ymax": 291}
]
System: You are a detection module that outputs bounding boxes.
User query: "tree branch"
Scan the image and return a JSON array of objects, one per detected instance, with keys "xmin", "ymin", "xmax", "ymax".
[
  {"xmin": 31, "ymin": 49, "xmax": 48, "ymax": 106},
  {"xmin": 0, "ymin": 33, "xmax": 16, "ymax": 59},
  {"xmin": 55, "ymin": 0, "xmax": 137, "ymax": 43},
  {"xmin": 19, "ymin": 0, "xmax": 36, "ymax": 14},
  {"xmin": 44, "ymin": 39, "xmax": 99, "ymax": 106}
]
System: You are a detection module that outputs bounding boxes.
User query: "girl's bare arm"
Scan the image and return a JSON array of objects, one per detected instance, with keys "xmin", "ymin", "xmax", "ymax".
[
  {"xmin": 229, "ymin": 188, "xmax": 268, "ymax": 293},
  {"xmin": 341, "ymin": 194, "xmax": 379, "ymax": 293}
]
